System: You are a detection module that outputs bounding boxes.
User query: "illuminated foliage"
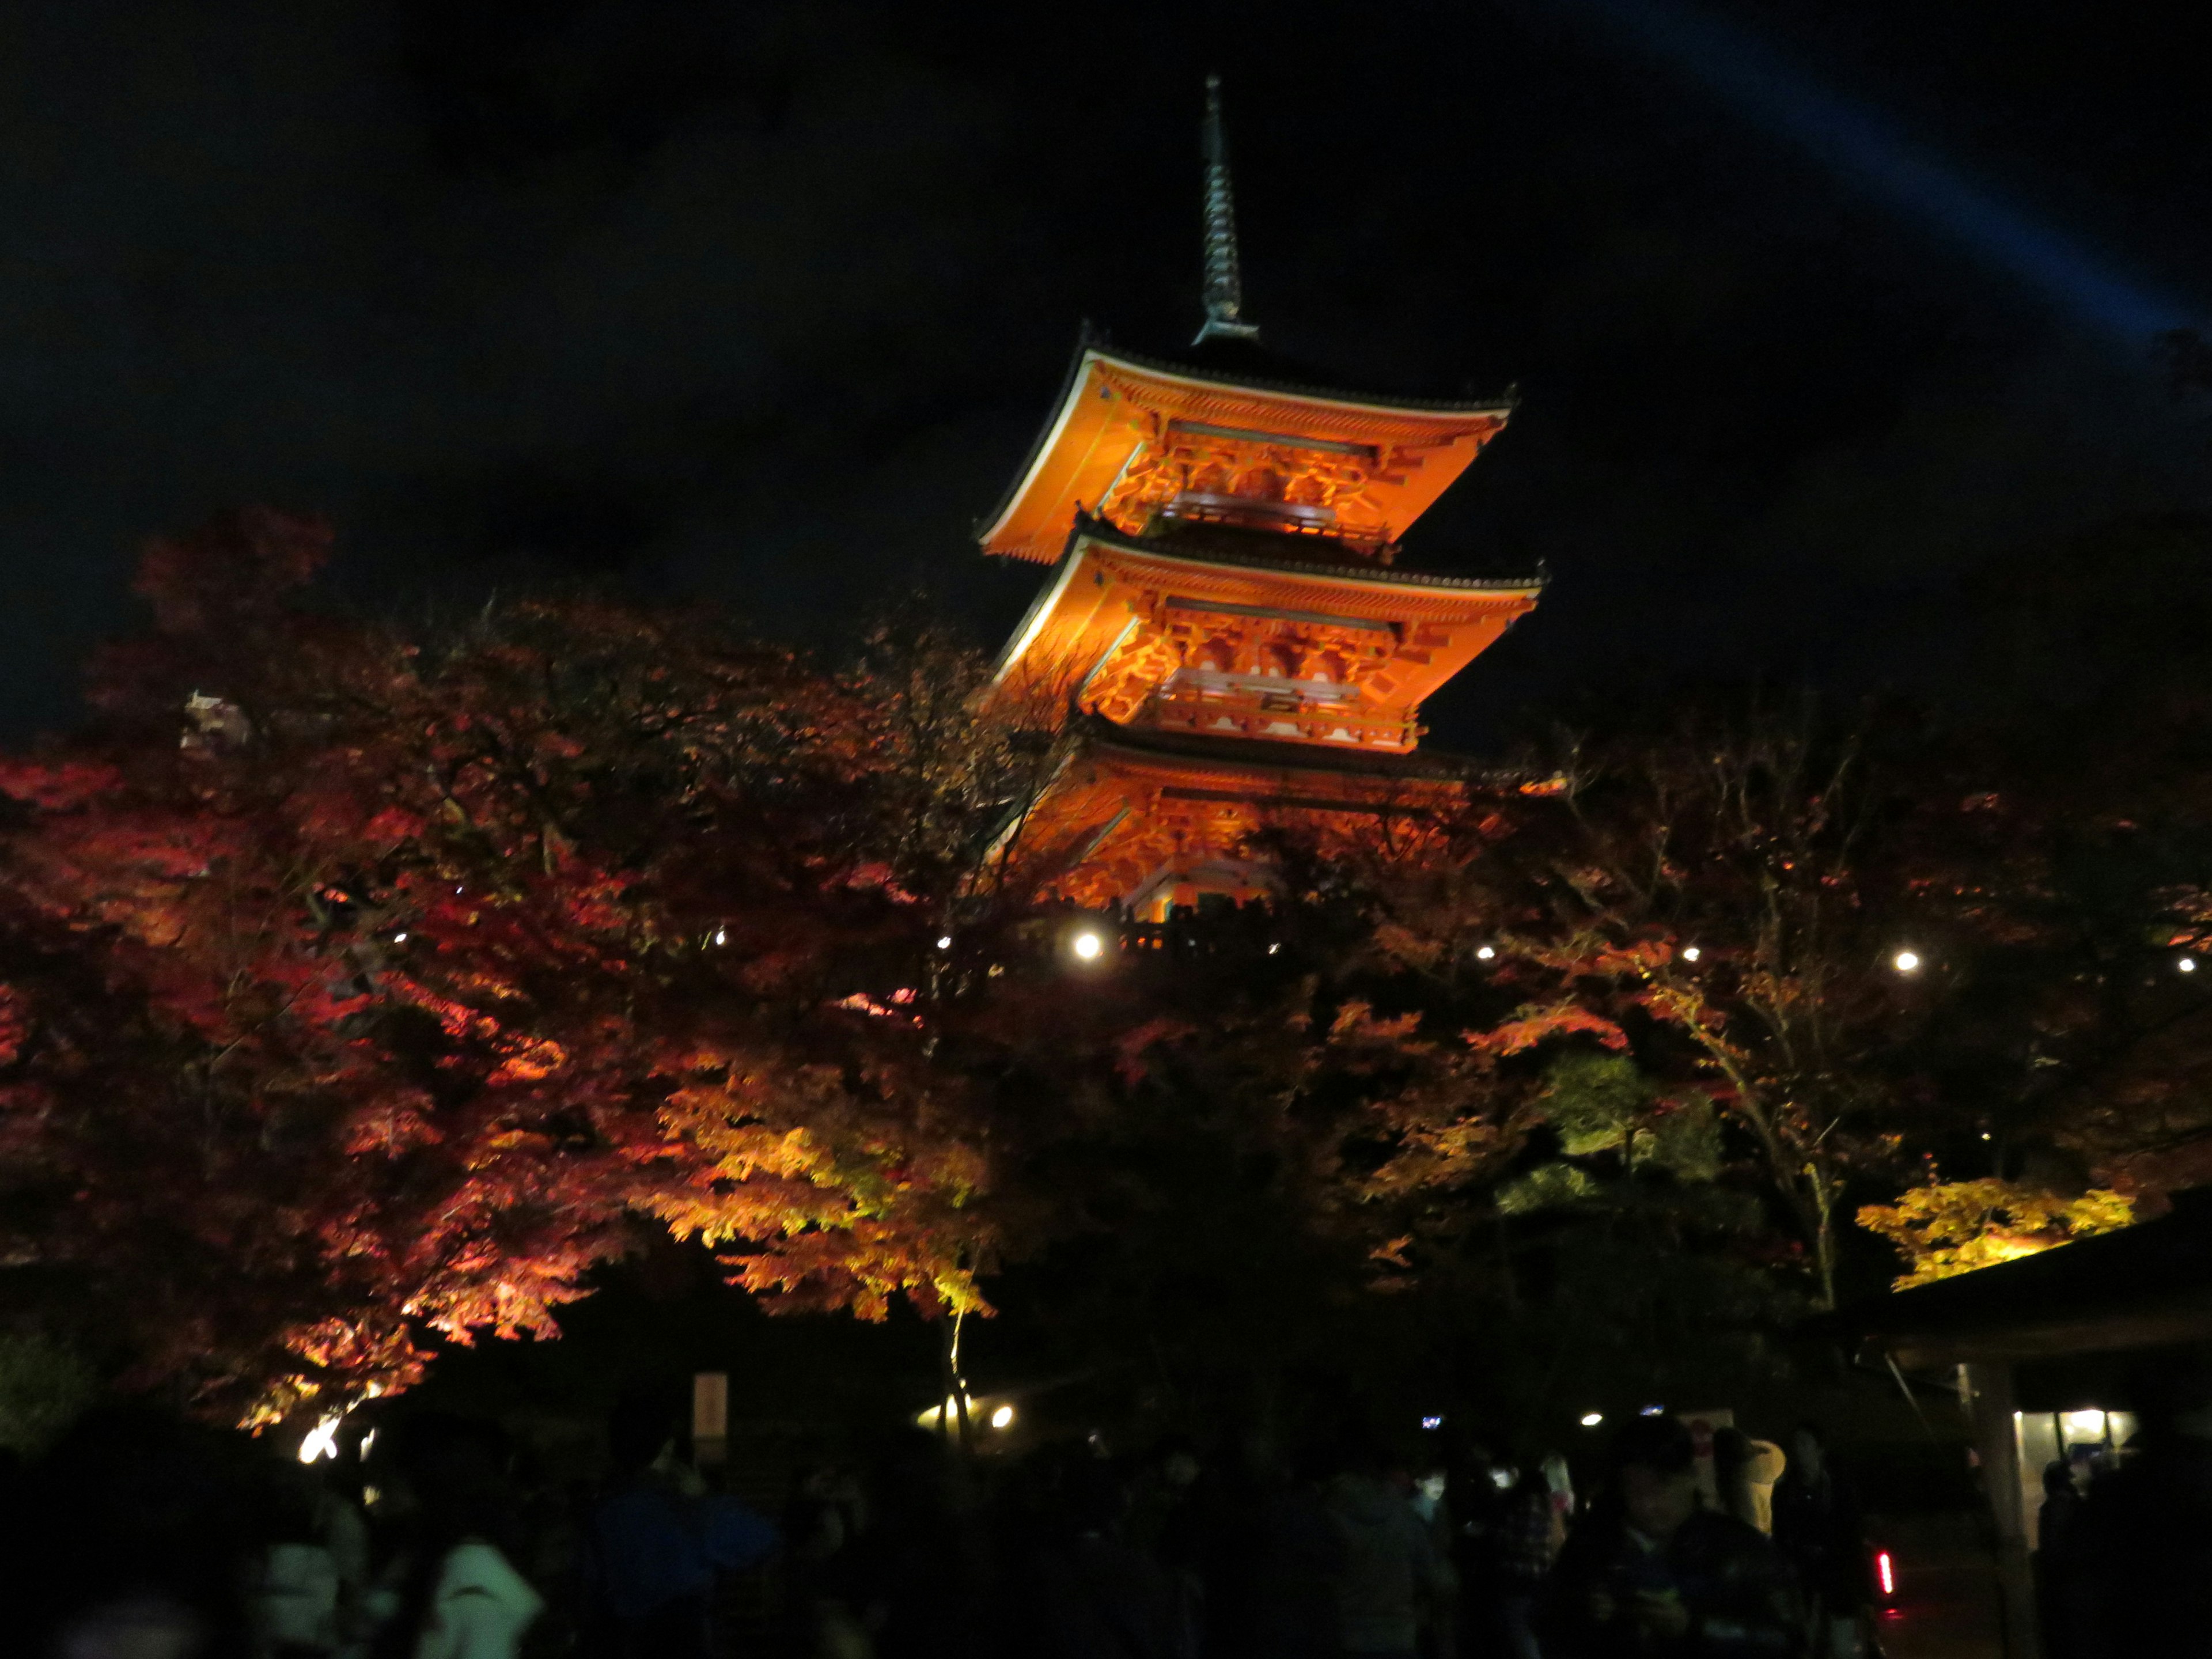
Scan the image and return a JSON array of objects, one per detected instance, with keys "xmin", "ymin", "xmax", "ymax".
[
  {"xmin": 0, "ymin": 512, "xmax": 1035, "ymax": 1419},
  {"xmin": 1855, "ymin": 1179, "xmax": 2135, "ymax": 1290}
]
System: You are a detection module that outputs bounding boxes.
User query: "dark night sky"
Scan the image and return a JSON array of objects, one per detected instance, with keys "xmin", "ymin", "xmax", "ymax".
[{"xmin": 4, "ymin": 0, "xmax": 2209, "ymax": 748}]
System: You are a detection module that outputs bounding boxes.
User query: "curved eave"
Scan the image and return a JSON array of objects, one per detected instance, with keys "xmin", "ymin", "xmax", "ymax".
[
  {"xmin": 1097, "ymin": 341, "xmax": 1517, "ymax": 419},
  {"xmin": 978, "ymin": 338, "xmax": 1516, "ymax": 562},
  {"xmin": 991, "ymin": 520, "xmax": 1543, "ymax": 687},
  {"xmin": 1084, "ymin": 719, "xmax": 1472, "ymax": 787},
  {"xmin": 1073, "ymin": 517, "xmax": 1547, "ymax": 597},
  {"xmin": 976, "ymin": 332, "xmax": 1101, "ymax": 556}
]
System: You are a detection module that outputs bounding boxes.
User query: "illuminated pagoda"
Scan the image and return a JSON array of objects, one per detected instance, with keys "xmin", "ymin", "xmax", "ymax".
[{"xmin": 979, "ymin": 76, "xmax": 1543, "ymax": 919}]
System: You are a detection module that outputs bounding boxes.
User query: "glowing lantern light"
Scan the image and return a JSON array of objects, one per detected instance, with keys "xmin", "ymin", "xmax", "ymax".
[{"xmin": 298, "ymin": 1413, "xmax": 342, "ymax": 1464}]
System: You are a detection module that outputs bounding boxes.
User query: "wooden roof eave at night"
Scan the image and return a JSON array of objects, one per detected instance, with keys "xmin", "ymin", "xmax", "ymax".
[
  {"xmin": 987, "ymin": 516, "xmax": 1543, "ymax": 721},
  {"xmin": 1010, "ymin": 719, "xmax": 1488, "ymax": 914},
  {"xmin": 976, "ymin": 340, "xmax": 1517, "ymax": 566}
]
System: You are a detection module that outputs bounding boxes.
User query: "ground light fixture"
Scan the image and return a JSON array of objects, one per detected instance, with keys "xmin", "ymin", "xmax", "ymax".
[
  {"xmin": 1580, "ymin": 1411, "xmax": 1604, "ymax": 1428},
  {"xmin": 1892, "ymin": 949, "xmax": 1922, "ymax": 974},
  {"xmin": 1071, "ymin": 930, "xmax": 1105, "ymax": 961}
]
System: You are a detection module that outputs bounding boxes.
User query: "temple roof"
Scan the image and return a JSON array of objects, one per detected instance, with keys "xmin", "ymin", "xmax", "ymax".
[
  {"xmin": 1843, "ymin": 1193, "xmax": 2212, "ymax": 1368},
  {"xmin": 979, "ymin": 335, "xmax": 1517, "ymax": 565},
  {"xmin": 1113, "ymin": 332, "xmax": 1518, "ymax": 418},
  {"xmin": 1082, "ymin": 716, "xmax": 1476, "ymax": 783},
  {"xmin": 1104, "ymin": 516, "xmax": 1545, "ymax": 591},
  {"xmin": 992, "ymin": 514, "xmax": 1544, "ymax": 693}
]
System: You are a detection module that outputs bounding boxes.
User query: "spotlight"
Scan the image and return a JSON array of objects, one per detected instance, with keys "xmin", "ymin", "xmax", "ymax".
[{"xmin": 1073, "ymin": 931, "xmax": 1104, "ymax": 961}]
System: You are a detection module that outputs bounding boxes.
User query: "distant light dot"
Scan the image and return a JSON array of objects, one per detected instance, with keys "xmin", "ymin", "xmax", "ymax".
[
  {"xmin": 1580, "ymin": 1411, "xmax": 1604, "ymax": 1428},
  {"xmin": 1681, "ymin": 946, "xmax": 1700, "ymax": 963},
  {"xmin": 2182, "ymin": 957, "xmax": 2198, "ymax": 974},
  {"xmin": 1267, "ymin": 942, "xmax": 1280, "ymax": 955},
  {"xmin": 937, "ymin": 935, "xmax": 953, "ymax": 950},
  {"xmin": 1893, "ymin": 950, "xmax": 1922, "ymax": 974},
  {"xmin": 1073, "ymin": 931, "xmax": 1104, "ymax": 960},
  {"xmin": 1476, "ymin": 945, "xmax": 1497, "ymax": 961},
  {"xmin": 1980, "ymin": 1132, "xmax": 1992, "ymax": 1141},
  {"xmin": 713, "ymin": 928, "xmax": 727, "ymax": 946},
  {"xmin": 1420, "ymin": 1415, "xmax": 1444, "ymax": 1431},
  {"xmin": 1639, "ymin": 1404, "xmax": 1666, "ymax": 1416},
  {"xmin": 989, "ymin": 1404, "xmax": 1014, "ymax": 1429},
  {"xmin": 392, "ymin": 931, "xmax": 407, "ymax": 943}
]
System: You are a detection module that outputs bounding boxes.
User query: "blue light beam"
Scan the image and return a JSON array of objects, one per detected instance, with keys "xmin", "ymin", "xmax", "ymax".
[{"xmin": 1546, "ymin": 0, "xmax": 2199, "ymax": 343}]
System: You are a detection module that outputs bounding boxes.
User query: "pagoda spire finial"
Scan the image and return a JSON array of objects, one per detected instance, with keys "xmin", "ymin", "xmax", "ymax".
[{"xmin": 1194, "ymin": 73, "xmax": 1261, "ymax": 347}]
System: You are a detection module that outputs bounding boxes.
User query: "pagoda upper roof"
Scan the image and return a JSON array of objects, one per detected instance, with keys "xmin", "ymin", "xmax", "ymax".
[
  {"xmin": 979, "ymin": 332, "xmax": 1516, "ymax": 565},
  {"xmin": 1112, "ymin": 331, "xmax": 1518, "ymax": 417}
]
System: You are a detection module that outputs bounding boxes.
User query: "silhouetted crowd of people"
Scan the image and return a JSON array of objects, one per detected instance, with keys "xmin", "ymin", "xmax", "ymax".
[
  {"xmin": 0, "ymin": 1391, "xmax": 1925, "ymax": 1659},
  {"xmin": 2032, "ymin": 1360, "xmax": 2212, "ymax": 1659}
]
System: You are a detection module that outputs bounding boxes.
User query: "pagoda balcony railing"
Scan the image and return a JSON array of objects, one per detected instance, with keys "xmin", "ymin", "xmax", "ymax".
[{"xmin": 1141, "ymin": 684, "xmax": 1418, "ymax": 750}]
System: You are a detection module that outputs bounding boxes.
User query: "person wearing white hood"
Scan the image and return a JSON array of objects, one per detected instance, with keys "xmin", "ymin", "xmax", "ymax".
[{"xmin": 1325, "ymin": 1436, "xmax": 1454, "ymax": 1659}]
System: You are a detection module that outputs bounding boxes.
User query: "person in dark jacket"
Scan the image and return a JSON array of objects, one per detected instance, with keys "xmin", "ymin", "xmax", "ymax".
[
  {"xmin": 1544, "ymin": 1416, "xmax": 1794, "ymax": 1659},
  {"xmin": 582, "ymin": 1396, "xmax": 777, "ymax": 1659},
  {"xmin": 1769, "ymin": 1423, "xmax": 1868, "ymax": 1657},
  {"xmin": 1325, "ymin": 1437, "xmax": 1451, "ymax": 1659},
  {"xmin": 2066, "ymin": 1358, "xmax": 2212, "ymax": 1659}
]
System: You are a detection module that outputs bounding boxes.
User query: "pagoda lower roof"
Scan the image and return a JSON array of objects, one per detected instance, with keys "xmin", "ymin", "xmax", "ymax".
[{"xmin": 1082, "ymin": 717, "xmax": 1474, "ymax": 784}]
